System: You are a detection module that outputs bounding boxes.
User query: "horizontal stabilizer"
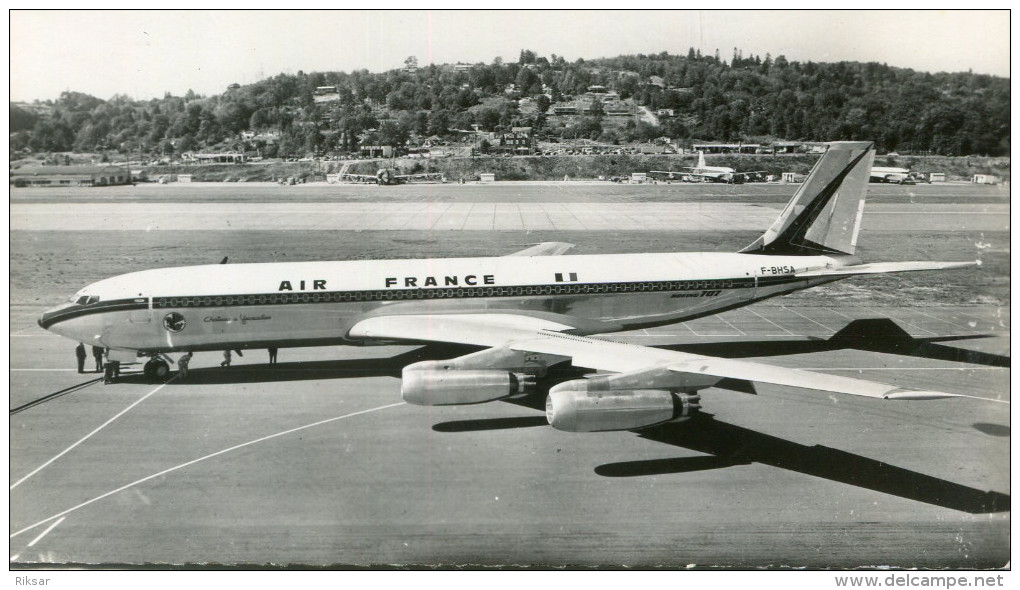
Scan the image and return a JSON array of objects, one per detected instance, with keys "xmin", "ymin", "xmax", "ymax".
[
  {"xmin": 797, "ymin": 260, "xmax": 979, "ymax": 278},
  {"xmin": 348, "ymin": 314, "xmax": 577, "ymax": 346},
  {"xmin": 506, "ymin": 242, "xmax": 575, "ymax": 256},
  {"xmin": 884, "ymin": 391, "xmax": 962, "ymax": 400}
]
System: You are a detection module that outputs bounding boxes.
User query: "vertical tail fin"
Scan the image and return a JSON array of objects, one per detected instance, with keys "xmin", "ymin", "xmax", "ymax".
[
  {"xmin": 696, "ymin": 151, "xmax": 706, "ymax": 169},
  {"xmin": 741, "ymin": 142, "xmax": 875, "ymax": 255}
]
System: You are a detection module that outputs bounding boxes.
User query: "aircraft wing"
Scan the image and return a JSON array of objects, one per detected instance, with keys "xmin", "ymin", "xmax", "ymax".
[
  {"xmin": 681, "ymin": 172, "xmax": 728, "ymax": 182},
  {"xmin": 348, "ymin": 314, "xmax": 960, "ymax": 401},
  {"xmin": 506, "ymin": 242, "xmax": 576, "ymax": 256}
]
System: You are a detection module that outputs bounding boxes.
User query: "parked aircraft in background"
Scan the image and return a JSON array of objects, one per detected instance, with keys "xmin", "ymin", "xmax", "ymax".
[
  {"xmin": 652, "ymin": 152, "xmax": 766, "ymax": 183},
  {"xmin": 341, "ymin": 168, "xmax": 444, "ymax": 185},
  {"xmin": 40, "ymin": 142, "xmax": 976, "ymax": 433},
  {"xmin": 870, "ymin": 166, "xmax": 923, "ymax": 184}
]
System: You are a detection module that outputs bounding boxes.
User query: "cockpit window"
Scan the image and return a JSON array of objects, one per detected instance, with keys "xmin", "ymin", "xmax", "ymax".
[{"xmin": 74, "ymin": 295, "xmax": 100, "ymax": 305}]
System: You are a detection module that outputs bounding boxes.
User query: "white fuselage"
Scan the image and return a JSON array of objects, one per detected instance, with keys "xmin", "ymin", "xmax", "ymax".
[{"xmin": 40, "ymin": 252, "xmax": 846, "ymax": 353}]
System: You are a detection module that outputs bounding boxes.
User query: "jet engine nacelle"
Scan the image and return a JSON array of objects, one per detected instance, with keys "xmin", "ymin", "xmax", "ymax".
[
  {"xmin": 546, "ymin": 386, "xmax": 700, "ymax": 433},
  {"xmin": 401, "ymin": 369, "xmax": 535, "ymax": 406}
]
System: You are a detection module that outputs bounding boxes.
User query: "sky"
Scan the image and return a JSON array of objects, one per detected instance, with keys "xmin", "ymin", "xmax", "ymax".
[{"xmin": 9, "ymin": 10, "xmax": 1012, "ymax": 102}]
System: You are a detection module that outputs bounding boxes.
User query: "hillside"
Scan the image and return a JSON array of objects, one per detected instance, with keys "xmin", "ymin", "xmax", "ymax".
[{"xmin": 10, "ymin": 48, "xmax": 1010, "ymax": 161}]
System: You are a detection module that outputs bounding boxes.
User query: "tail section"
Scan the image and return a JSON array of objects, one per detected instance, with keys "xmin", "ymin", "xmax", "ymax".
[
  {"xmin": 742, "ymin": 141, "xmax": 875, "ymax": 256},
  {"xmin": 696, "ymin": 151, "xmax": 707, "ymax": 169}
]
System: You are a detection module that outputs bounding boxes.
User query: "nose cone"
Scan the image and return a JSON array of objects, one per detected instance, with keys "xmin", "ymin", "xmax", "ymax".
[
  {"xmin": 39, "ymin": 302, "xmax": 75, "ymax": 330},
  {"xmin": 38, "ymin": 302, "xmax": 93, "ymax": 342}
]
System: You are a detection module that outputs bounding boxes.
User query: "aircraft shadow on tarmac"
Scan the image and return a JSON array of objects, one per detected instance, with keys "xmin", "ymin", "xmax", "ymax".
[
  {"xmin": 659, "ymin": 318, "xmax": 1010, "ymax": 368},
  {"xmin": 120, "ymin": 344, "xmax": 481, "ymax": 386},
  {"xmin": 110, "ymin": 318, "xmax": 1005, "ymax": 389},
  {"xmin": 592, "ymin": 415, "xmax": 1010, "ymax": 515},
  {"xmin": 42, "ymin": 319, "xmax": 1005, "ymax": 515}
]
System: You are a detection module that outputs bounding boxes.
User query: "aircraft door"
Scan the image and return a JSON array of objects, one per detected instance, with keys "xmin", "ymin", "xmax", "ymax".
[{"xmin": 129, "ymin": 297, "xmax": 152, "ymax": 323}]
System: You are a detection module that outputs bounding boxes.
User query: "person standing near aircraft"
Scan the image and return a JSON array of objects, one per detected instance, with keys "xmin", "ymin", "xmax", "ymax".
[
  {"xmin": 92, "ymin": 345, "xmax": 104, "ymax": 372},
  {"xmin": 268, "ymin": 347, "xmax": 278, "ymax": 364},
  {"xmin": 178, "ymin": 352, "xmax": 193, "ymax": 380},
  {"xmin": 75, "ymin": 342, "xmax": 86, "ymax": 374},
  {"xmin": 221, "ymin": 350, "xmax": 232, "ymax": 367}
]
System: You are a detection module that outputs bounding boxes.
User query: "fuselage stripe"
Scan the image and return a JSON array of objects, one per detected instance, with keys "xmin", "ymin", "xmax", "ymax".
[{"xmin": 41, "ymin": 276, "xmax": 806, "ymax": 329}]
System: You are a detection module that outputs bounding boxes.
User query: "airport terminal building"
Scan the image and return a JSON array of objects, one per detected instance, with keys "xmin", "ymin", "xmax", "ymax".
[{"xmin": 10, "ymin": 165, "xmax": 132, "ymax": 187}]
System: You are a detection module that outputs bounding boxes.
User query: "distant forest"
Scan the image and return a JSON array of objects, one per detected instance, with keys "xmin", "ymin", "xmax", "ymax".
[{"xmin": 9, "ymin": 49, "xmax": 1011, "ymax": 158}]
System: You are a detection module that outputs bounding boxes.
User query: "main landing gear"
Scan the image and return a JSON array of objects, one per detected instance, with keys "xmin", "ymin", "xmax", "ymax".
[{"xmin": 142, "ymin": 354, "xmax": 174, "ymax": 382}]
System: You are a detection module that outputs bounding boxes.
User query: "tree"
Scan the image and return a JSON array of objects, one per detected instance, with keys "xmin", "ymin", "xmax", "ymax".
[
  {"xmin": 515, "ymin": 68, "xmax": 539, "ymax": 97},
  {"xmin": 427, "ymin": 109, "xmax": 452, "ymax": 136},
  {"xmin": 476, "ymin": 107, "xmax": 501, "ymax": 131},
  {"xmin": 377, "ymin": 121, "xmax": 409, "ymax": 147},
  {"xmin": 534, "ymin": 94, "xmax": 551, "ymax": 114}
]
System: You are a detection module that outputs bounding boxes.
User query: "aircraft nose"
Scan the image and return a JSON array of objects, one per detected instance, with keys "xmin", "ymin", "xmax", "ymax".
[{"xmin": 38, "ymin": 302, "xmax": 83, "ymax": 335}]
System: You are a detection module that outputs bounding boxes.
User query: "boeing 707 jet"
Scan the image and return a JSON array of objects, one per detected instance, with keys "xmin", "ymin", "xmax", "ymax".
[{"xmin": 40, "ymin": 142, "xmax": 976, "ymax": 432}]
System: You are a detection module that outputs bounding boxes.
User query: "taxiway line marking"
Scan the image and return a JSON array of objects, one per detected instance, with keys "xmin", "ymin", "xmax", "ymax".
[
  {"xmin": 10, "ymin": 369, "xmax": 95, "ymax": 372},
  {"xmin": 713, "ymin": 315, "xmax": 747, "ymax": 337},
  {"xmin": 10, "ymin": 378, "xmax": 177, "ymax": 491},
  {"xmin": 826, "ymin": 308, "xmax": 857, "ymax": 321},
  {"xmin": 862, "ymin": 307, "xmax": 939, "ymax": 336},
  {"xmin": 873, "ymin": 211, "xmax": 1005, "ymax": 215},
  {"xmin": 910, "ymin": 307, "xmax": 988, "ymax": 332},
  {"xmin": 9, "ymin": 401, "xmax": 406, "ymax": 540},
  {"xmin": 745, "ymin": 308, "xmax": 796, "ymax": 335},
  {"xmin": 27, "ymin": 517, "xmax": 65, "ymax": 547},
  {"xmin": 800, "ymin": 367, "xmax": 1005, "ymax": 371},
  {"xmin": 780, "ymin": 305, "xmax": 837, "ymax": 332},
  {"xmin": 952, "ymin": 394, "xmax": 1010, "ymax": 404}
]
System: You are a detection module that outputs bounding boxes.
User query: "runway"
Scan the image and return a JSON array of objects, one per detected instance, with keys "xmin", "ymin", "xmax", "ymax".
[
  {"xmin": 9, "ymin": 184, "xmax": 1010, "ymax": 568},
  {"xmin": 9, "ymin": 201, "xmax": 1010, "ymax": 232}
]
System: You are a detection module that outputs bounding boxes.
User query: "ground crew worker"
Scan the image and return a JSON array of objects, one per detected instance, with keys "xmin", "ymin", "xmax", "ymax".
[
  {"xmin": 221, "ymin": 350, "xmax": 232, "ymax": 367},
  {"xmin": 75, "ymin": 343, "xmax": 87, "ymax": 373},
  {"xmin": 268, "ymin": 347, "xmax": 278, "ymax": 364},
  {"xmin": 178, "ymin": 352, "xmax": 193, "ymax": 380},
  {"xmin": 92, "ymin": 345, "xmax": 104, "ymax": 372}
]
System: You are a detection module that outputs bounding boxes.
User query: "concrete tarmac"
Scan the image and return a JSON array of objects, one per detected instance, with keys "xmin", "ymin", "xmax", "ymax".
[
  {"xmin": 9, "ymin": 303, "xmax": 1009, "ymax": 567},
  {"xmin": 10, "ymin": 201, "xmax": 1010, "ymax": 232},
  {"xmin": 9, "ymin": 184, "xmax": 1010, "ymax": 568}
]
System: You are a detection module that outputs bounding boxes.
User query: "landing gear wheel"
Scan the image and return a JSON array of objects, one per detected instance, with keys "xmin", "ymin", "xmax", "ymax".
[
  {"xmin": 152, "ymin": 360, "xmax": 170, "ymax": 381},
  {"xmin": 143, "ymin": 359, "xmax": 171, "ymax": 382}
]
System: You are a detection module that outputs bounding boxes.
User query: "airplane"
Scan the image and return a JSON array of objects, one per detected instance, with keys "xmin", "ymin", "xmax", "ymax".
[
  {"xmin": 655, "ymin": 151, "xmax": 766, "ymax": 184},
  {"xmin": 341, "ymin": 168, "xmax": 445, "ymax": 185},
  {"xmin": 870, "ymin": 166, "xmax": 917, "ymax": 184},
  {"xmin": 39, "ymin": 141, "xmax": 978, "ymax": 433}
]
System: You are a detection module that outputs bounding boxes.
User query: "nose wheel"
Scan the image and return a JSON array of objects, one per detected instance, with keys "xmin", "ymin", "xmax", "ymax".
[{"xmin": 143, "ymin": 358, "xmax": 171, "ymax": 382}]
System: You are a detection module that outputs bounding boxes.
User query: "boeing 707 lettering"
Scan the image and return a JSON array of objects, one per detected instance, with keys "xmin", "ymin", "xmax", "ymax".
[{"xmin": 39, "ymin": 142, "xmax": 977, "ymax": 432}]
